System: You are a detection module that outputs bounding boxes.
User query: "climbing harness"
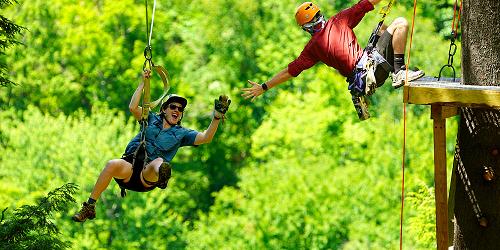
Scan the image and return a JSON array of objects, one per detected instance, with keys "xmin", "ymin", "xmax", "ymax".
[
  {"xmin": 347, "ymin": 0, "xmax": 395, "ymax": 120},
  {"xmin": 438, "ymin": 0, "xmax": 462, "ymax": 81}
]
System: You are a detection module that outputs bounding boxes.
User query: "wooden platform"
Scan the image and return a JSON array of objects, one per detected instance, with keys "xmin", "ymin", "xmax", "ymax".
[
  {"xmin": 404, "ymin": 77, "xmax": 500, "ymax": 108},
  {"xmin": 402, "ymin": 76, "xmax": 500, "ymax": 250}
]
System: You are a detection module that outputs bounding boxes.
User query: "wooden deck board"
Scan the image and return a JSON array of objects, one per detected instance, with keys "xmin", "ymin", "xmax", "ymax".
[{"xmin": 403, "ymin": 77, "xmax": 500, "ymax": 108}]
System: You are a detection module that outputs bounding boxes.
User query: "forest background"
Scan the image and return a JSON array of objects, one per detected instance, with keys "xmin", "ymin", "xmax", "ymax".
[{"xmin": 1, "ymin": 0, "xmax": 462, "ymax": 249}]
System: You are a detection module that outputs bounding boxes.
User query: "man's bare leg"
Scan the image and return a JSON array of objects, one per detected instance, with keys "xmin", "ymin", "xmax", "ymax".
[
  {"xmin": 386, "ymin": 17, "xmax": 409, "ymax": 71},
  {"xmin": 385, "ymin": 17, "xmax": 424, "ymax": 88}
]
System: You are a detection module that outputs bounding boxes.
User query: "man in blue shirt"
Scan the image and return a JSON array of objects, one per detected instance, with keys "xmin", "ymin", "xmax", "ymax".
[{"xmin": 73, "ymin": 70, "xmax": 230, "ymax": 222}]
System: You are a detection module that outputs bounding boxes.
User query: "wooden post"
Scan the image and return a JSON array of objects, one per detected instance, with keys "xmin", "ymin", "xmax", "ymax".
[{"xmin": 431, "ymin": 104, "xmax": 449, "ymax": 250}]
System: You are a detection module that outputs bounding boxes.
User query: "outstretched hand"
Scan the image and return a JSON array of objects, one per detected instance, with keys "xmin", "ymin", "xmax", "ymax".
[{"xmin": 241, "ymin": 80, "xmax": 264, "ymax": 102}]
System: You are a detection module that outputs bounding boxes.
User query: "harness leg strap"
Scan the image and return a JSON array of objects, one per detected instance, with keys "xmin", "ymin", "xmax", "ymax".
[{"xmin": 141, "ymin": 173, "xmax": 158, "ymax": 186}]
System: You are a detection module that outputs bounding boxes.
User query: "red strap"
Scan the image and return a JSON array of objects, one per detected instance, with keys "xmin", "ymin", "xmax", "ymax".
[{"xmin": 451, "ymin": 0, "xmax": 463, "ymax": 38}]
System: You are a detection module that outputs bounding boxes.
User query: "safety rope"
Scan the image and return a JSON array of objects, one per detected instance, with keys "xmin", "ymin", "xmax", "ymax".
[
  {"xmin": 451, "ymin": 0, "xmax": 462, "ymax": 41},
  {"xmin": 400, "ymin": 0, "xmax": 419, "ymax": 248},
  {"xmin": 438, "ymin": 0, "xmax": 462, "ymax": 81},
  {"xmin": 400, "ymin": 102, "xmax": 407, "ymax": 250}
]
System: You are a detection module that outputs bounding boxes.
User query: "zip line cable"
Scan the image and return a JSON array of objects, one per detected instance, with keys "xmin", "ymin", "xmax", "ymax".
[
  {"xmin": 143, "ymin": 0, "xmax": 157, "ymax": 70},
  {"xmin": 148, "ymin": 0, "xmax": 156, "ymax": 48}
]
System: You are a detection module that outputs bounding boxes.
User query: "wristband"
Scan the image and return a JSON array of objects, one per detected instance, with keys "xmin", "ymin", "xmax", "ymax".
[{"xmin": 261, "ymin": 82, "xmax": 269, "ymax": 91}]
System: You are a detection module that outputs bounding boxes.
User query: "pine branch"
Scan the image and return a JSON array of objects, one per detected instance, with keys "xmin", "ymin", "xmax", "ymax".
[
  {"xmin": 0, "ymin": 0, "xmax": 19, "ymax": 9},
  {"xmin": 0, "ymin": 183, "xmax": 79, "ymax": 250},
  {"xmin": 0, "ymin": 207, "xmax": 7, "ymax": 222},
  {"xmin": 0, "ymin": 0, "xmax": 26, "ymax": 87}
]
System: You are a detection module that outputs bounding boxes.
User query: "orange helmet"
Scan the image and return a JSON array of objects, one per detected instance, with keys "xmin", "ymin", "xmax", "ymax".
[{"xmin": 295, "ymin": 2, "xmax": 321, "ymax": 26}]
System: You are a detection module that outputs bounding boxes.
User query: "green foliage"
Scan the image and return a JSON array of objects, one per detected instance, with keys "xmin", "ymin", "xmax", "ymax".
[
  {"xmin": 1, "ymin": 0, "xmax": 144, "ymax": 113},
  {"xmin": 0, "ymin": 106, "xmax": 135, "ymax": 206},
  {"xmin": 406, "ymin": 184, "xmax": 437, "ymax": 250},
  {"xmin": 0, "ymin": 0, "xmax": 26, "ymax": 87},
  {"xmin": 396, "ymin": 0, "xmax": 463, "ymax": 39},
  {"xmin": 0, "ymin": 183, "xmax": 78, "ymax": 250}
]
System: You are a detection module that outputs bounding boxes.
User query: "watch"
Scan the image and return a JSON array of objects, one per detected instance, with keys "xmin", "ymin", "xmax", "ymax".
[{"xmin": 261, "ymin": 82, "xmax": 269, "ymax": 91}]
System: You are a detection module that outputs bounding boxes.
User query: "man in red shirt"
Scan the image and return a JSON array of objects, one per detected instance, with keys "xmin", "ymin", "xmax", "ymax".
[{"xmin": 242, "ymin": 0, "xmax": 424, "ymax": 101}]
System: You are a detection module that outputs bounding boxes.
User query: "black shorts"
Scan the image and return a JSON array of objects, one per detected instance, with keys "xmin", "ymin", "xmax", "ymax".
[
  {"xmin": 114, "ymin": 147, "xmax": 156, "ymax": 192},
  {"xmin": 373, "ymin": 31, "xmax": 394, "ymax": 83},
  {"xmin": 376, "ymin": 31, "xmax": 394, "ymax": 66}
]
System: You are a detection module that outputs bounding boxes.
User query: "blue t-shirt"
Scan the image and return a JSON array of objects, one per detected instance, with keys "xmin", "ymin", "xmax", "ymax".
[{"xmin": 124, "ymin": 113, "xmax": 199, "ymax": 162}]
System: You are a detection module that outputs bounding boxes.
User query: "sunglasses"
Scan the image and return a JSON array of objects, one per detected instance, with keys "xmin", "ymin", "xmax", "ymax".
[{"xmin": 168, "ymin": 104, "xmax": 184, "ymax": 112}]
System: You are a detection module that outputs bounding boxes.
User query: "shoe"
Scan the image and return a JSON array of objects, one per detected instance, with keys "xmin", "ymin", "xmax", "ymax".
[
  {"xmin": 391, "ymin": 66, "xmax": 425, "ymax": 89},
  {"xmin": 72, "ymin": 202, "xmax": 96, "ymax": 222},
  {"xmin": 157, "ymin": 162, "xmax": 172, "ymax": 189}
]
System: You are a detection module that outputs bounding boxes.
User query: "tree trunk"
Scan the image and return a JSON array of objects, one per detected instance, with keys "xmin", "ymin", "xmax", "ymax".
[{"xmin": 453, "ymin": 0, "xmax": 500, "ymax": 249}]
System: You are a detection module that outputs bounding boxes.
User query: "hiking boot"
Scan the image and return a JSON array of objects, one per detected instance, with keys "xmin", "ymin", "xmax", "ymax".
[
  {"xmin": 391, "ymin": 66, "xmax": 425, "ymax": 89},
  {"xmin": 157, "ymin": 162, "xmax": 172, "ymax": 189},
  {"xmin": 72, "ymin": 202, "xmax": 96, "ymax": 222}
]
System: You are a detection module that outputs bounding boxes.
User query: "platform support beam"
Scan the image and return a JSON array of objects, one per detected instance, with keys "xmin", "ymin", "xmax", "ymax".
[{"xmin": 431, "ymin": 104, "xmax": 450, "ymax": 250}]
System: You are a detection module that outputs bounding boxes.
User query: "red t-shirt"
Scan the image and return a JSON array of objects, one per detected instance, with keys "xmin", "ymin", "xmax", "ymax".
[{"xmin": 288, "ymin": 0, "xmax": 374, "ymax": 77}]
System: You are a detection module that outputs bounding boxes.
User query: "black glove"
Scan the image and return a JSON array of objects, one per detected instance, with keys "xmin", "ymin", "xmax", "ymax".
[{"xmin": 214, "ymin": 95, "xmax": 231, "ymax": 120}]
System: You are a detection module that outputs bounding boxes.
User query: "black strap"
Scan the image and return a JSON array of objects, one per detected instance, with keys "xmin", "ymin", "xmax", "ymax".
[{"xmin": 141, "ymin": 174, "xmax": 157, "ymax": 186}]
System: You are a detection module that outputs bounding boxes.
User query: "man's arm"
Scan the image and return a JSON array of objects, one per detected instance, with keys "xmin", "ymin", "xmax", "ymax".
[
  {"xmin": 242, "ymin": 68, "xmax": 293, "ymax": 102},
  {"xmin": 129, "ymin": 70, "xmax": 151, "ymax": 121},
  {"xmin": 337, "ymin": 0, "xmax": 376, "ymax": 28}
]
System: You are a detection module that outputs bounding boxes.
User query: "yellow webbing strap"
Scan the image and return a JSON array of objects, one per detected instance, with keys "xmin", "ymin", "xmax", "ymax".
[
  {"xmin": 141, "ymin": 65, "xmax": 170, "ymax": 120},
  {"xmin": 149, "ymin": 65, "xmax": 170, "ymax": 108},
  {"xmin": 379, "ymin": 0, "xmax": 395, "ymax": 22},
  {"xmin": 141, "ymin": 72, "xmax": 151, "ymax": 120}
]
